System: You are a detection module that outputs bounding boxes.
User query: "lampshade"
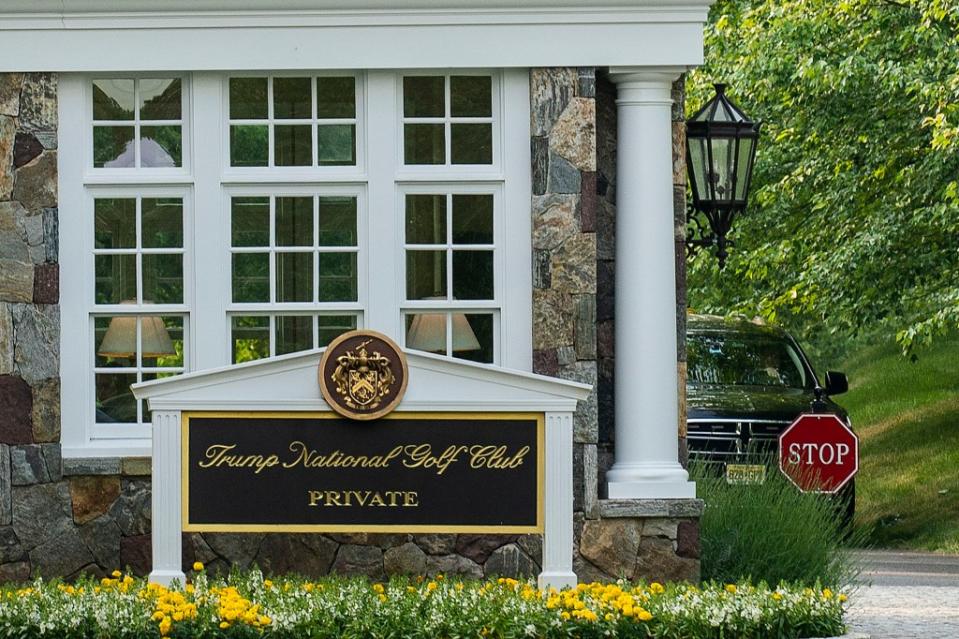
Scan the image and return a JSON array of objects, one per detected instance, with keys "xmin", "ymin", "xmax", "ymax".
[
  {"xmin": 97, "ymin": 311, "xmax": 175, "ymax": 358},
  {"xmin": 406, "ymin": 312, "xmax": 481, "ymax": 353}
]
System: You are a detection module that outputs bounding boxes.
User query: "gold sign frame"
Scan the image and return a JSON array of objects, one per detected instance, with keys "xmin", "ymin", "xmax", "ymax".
[{"xmin": 181, "ymin": 411, "xmax": 545, "ymax": 534}]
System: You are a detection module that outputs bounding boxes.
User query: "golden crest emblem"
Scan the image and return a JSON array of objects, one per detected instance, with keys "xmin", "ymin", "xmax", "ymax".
[{"xmin": 319, "ymin": 330, "xmax": 408, "ymax": 420}]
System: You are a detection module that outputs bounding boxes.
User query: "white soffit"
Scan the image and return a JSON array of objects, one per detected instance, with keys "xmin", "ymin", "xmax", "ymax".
[{"xmin": 0, "ymin": 0, "xmax": 713, "ymax": 72}]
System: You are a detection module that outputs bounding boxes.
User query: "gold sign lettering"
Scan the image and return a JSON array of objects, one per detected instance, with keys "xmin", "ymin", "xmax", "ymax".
[
  {"xmin": 198, "ymin": 444, "xmax": 280, "ymax": 474},
  {"xmin": 308, "ymin": 490, "xmax": 419, "ymax": 507}
]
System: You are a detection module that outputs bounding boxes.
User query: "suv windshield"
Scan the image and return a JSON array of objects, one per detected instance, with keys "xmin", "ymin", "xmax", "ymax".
[{"xmin": 687, "ymin": 332, "xmax": 809, "ymax": 389}]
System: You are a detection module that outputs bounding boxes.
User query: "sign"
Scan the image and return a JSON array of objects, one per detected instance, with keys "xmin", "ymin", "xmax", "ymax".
[
  {"xmin": 778, "ymin": 414, "xmax": 858, "ymax": 493},
  {"xmin": 182, "ymin": 412, "xmax": 544, "ymax": 533},
  {"xmin": 319, "ymin": 330, "xmax": 408, "ymax": 421}
]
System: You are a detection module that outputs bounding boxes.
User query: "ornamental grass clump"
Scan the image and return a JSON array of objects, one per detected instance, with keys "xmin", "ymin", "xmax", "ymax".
[
  {"xmin": 693, "ymin": 458, "xmax": 866, "ymax": 588},
  {"xmin": 0, "ymin": 566, "xmax": 847, "ymax": 639}
]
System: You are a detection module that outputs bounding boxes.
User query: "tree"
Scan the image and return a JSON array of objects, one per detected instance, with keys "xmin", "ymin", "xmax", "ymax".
[{"xmin": 686, "ymin": 0, "xmax": 959, "ymax": 357}]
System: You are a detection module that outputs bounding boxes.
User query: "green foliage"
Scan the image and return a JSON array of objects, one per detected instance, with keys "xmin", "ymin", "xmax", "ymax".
[
  {"xmin": 839, "ymin": 335, "xmax": 959, "ymax": 551},
  {"xmin": 694, "ymin": 461, "xmax": 864, "ymax": 587},
  {"xmin": 687, "ymin": 0, "xmax": 959, "ymax": 356}
]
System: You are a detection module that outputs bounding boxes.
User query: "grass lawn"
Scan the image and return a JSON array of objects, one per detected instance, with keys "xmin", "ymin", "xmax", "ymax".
[{"xmin": 840, "ymin": 336, "xmax": 959, "ymax": 552}]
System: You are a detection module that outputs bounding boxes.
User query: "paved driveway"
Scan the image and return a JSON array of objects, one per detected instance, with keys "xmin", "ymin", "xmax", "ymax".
[{"xmin": 847, "ymin": 550, "xmax": 959, "ymax": 638}]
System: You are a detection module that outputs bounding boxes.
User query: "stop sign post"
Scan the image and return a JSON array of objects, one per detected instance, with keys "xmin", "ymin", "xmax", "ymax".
[{"xmin": 779, "ymin": 414, "xmax": 858, "ymax": 493}]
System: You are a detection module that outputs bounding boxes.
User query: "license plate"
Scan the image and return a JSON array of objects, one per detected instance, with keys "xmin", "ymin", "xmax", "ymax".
[{"xmin": 726, "ymin": 464, "xmax": 766, "ymax": 485}]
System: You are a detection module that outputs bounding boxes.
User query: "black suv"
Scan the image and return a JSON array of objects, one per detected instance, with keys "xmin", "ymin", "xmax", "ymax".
[{"xmin": 685, "ymin": 314, "xmax": 854, "ymax": 520}]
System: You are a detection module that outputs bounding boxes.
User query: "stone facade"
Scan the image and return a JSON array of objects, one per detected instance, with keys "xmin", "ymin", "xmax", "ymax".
[{"xmin": 0, "ymin": 68, "xmax": 697, "ymax": 583}]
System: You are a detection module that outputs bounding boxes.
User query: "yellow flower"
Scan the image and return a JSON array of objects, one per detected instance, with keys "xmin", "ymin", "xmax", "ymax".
[
  {"xmin": 822, "ymin": 588, "xmax": 833, "ymax": 599},
  {"xmin": 219, "ymin": 621, "xmax": 230, "ymax": 629},
  {"xmin": 192, "ymin": 561, "xmax": 204, "ymax": 571},
  {"xmin": 838, "ymin": 594, "xmax": 848, "ymax": 603},
  {"xmin": 725, "ymin": 584, "xmax": 737, "ymax": 594},
  {"xmin": 264, "ymin": 579, "xmax": 274, "ymax": 589},
  {"xmin": 649, "ymin": 582, "xmax": 665, "ymax": 595},
  {"xmin": 372, "ymin": 583, "xmax": 385, "ymax": 594},
  {"xmin": 772, "ymin": 592, "xmax": 783, "ymax": 601},
  {"xmin": 637, "ymin": 609, "xmax": 653, "ymax": 622},
  {"xmin": 158, "ymin": 617, "xmax": 172, "ymax": 636}
]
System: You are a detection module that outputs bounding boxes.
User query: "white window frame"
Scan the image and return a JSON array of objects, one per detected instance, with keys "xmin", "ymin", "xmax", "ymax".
[{"xmin": 59, "ymin": 68, "xmax": 531, "ymax": 458}]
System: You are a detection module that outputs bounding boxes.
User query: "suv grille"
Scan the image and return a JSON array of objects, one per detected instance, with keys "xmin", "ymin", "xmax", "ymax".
[{"xmin": 687, "ymin": 418, "xmax": 790, "ymax": 467}]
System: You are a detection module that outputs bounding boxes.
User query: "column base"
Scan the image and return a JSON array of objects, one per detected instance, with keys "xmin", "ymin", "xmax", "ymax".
[
  {"xmin": 607, "ymin": 480, "xmax": 696, "ymax": 499},
  {"xmin": 149, "ymin": 569, "xmax": 186, "ymax": 586},
  {"xmin": 538, "ymin": 571, "xmax": 578, "ymax": 590},
  {"xmin": 607, "ymin": 462, "xmax": 696, "ymax": 499}
]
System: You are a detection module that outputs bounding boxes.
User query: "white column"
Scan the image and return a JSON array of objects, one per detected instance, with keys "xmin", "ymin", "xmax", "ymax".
[
  {"xmin": 539, "ymin": 411, "xmax": 576, "ymax": 589},
  {"xmin": 605, "ymin": 68, "xmax": 695, "ymax": 499},
  {"xmin": 149, "ymin": 409, "xmax": 186, "ymax": 585}
]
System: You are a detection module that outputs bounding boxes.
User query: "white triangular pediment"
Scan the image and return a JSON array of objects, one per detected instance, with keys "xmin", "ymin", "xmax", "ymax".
[{"xmin": 132, "ymin": 349, "xmax": 590, "ymax": 413}]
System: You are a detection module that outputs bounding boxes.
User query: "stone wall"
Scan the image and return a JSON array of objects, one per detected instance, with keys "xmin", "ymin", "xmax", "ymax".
[{"xmin": 530, "ymin": 68, "xmax": 700, "ymax": 583}]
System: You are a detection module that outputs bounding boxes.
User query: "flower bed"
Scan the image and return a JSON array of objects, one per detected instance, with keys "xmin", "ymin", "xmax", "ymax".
[{"xmin": 0, "ymin": 566, "xmax": 847, "ymax": 639}]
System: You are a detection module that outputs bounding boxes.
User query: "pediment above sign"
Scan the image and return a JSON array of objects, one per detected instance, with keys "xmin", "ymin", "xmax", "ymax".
[{"xmin": 132, "ymin": 348, "xmax": 590, "ymax": 414}]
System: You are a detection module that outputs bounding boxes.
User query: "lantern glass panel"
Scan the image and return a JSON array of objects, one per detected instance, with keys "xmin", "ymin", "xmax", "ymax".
[
  {"xmin": 708, "ymin": 136, "xmax": 737, "ymax": 202},
  {"xmin": 735, "ymin": 136, "xmax": 755, "ymax": 201},
  {"xmin": 689, "ymin": 136, "xmax": 710, "ymax": 203}
]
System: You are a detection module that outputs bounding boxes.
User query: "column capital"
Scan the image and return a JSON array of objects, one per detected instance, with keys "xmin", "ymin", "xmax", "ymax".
[{"xmin": 607, "ymin": 66, "xmax": 687, "ymax": 85}]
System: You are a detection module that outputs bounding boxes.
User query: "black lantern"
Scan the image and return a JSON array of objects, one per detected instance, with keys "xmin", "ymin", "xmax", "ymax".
[{"xmin": 685, "ymin": 83, "xmax": 761, "ymax": 267}]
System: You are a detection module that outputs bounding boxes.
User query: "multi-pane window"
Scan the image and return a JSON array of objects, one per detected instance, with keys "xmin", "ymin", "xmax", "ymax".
[
  {"xmin": 62, "ymin": 69, "xmax": 528, "ymax": 454},
  {"xmin": 228, "ymin": 75, "xmax": 358, "ymax": 167},
  {"xmin": 403, "ymin": 74, "xmax": 494, "ymax": 165},
  {"xmin": 228, "ymin": 193, "xmax": 362, "ymax": 363},
  {"xmin": 402, "ymin": 191, "xmax": 497, "ymax": 364},
  {"xmin": 92, "ymin": 78, "xmax": 183, "ymax": 168},
  {"xmin": 91, "ymin": 194, "xmax": 189, "ymax": 427}
]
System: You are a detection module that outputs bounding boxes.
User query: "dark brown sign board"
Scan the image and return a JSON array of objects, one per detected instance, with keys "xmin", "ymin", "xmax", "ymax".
[{"xmin": 182, "ymin": 412, "xmax": 544, "ymax": 533}]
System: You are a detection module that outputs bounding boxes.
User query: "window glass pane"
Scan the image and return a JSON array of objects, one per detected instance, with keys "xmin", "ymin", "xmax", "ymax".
[
  {"xmin": 318, "ymin": 197, "xmax": 357, "ymax": 246},
  {"xmin": 93, "ymin": 79, "xmax": 135, "ymax": 120},
  {"xmin": 406, "ymin": 250, "xmax": 446, "ymax": 300},
  {"xmin": 230, "ymin": 125, "xmax": 269, "ymax": 167},
  {"xmin": 95, "ymin": 254, "xmax": 136, "ymax": 304},
  {"xmin": 276, "ymin": 252, "xmax": 313, "ymax": 302},
  {"xmin": 273, "ymin": 77, "xmax": 312, "ymax": 119},
  {"xmin": 453, "ymin": 313, "xmax": 493, "ymax": 364},
  {"xmin": 406, "ymin": 313, "xmax": 446, "ymax": 355},
  {"xmin": 232, "ymin": 253, "xmax": 270, "ymax": 302},
  {"xmin": 232, "ymin": 316, "xmax": 270, "ymax": 363},
  {"xmin": 452, "ymin": 194, "xmax": 493, "ymax": 244},
  {"xmin": 317, "ymin": 124, "xmax": 356, "ymax": 166},
  {"xmin": 93, "ymin": 126, "xmax": 135, "ymax": 168},
  {"xmin": 274, "ymin": 125, "xmax": 312, "ymax": 166},
  {"xmin": 276, "ymin": 197, "xmax": 313, "ymax": 247},
  {"xmin": 95, "ymin": 315, "xmax": 137, "ymax": 367},
  {"xmin": 406, "ymin": 194, "xmax": 446, "ymax": 245},
  {"xmin": 147, "ymin": 316, "xmax": 184, "ymax": 368},
  {"xmin": 451, "ymin": 123, "xmax": 492, "ymax": 164},
  {"xmin": 142, "ymin": 198, "xmax": 183, "ymax": 249},
  {"xmin": 229, "ymin": 77, "xmax": 268, "ymax": 119},
  {"xmin": 140, "ymin": 126, "xmax": 182, "ymax": 167},
  {"xmin": 318, "ymin": 253, "xmax": 357, "ymax": 302},
  {"xmin": 139, "ymin": 79, "xmax": 181, "ymax": 120},
  {"xmin": 95, "ymin": 373, "xmax": 138, "ymax": 423},
  {"xmin": 404, "ymin": 124, "xmax": 445, "ymax": 165},
  {"xmin": 142, "ymin": 254, "xmax": 183, "ymax": 304},
  {"xmin": 316, "ymin": 77, "xmax": 355, "ymax": 118},
  {"xmin": 276, "ymin": 315, "xmax": 313, "ymax": 356},
  {"xmin": 141, "ymin": 371, "xmax": 179, "ymax": 423},
  {"xmin": 450, "ymin": 76, "xmax": 491, "ymax": 117},
  {"xmin": 404, "ymin": 76, "xmax": 445, "ymax": 117},
  {"xmin": 231, "ymin": 197, "xmax": 270, "ymax": 247},
  {"xmin": 94, "ymin": 199, "xmax": 136, "ymax": 249},
  {"xmin": 318, "ymin": 315, "xmax": 357, "ymax": 347},
  {"xmin": 452, "ymin": 250, "xmax": 493, "ymax": 300}
]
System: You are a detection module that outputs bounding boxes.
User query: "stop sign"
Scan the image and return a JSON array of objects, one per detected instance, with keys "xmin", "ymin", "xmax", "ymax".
[{"xmin": 779, "ymin": 414, "xmax": 858, "ymax": 493}]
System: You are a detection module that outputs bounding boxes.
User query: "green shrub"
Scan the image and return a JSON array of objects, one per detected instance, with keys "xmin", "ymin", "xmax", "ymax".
[{"xmin": 693, "ymin": 459, "xmax": 865, "ymax": 588}]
